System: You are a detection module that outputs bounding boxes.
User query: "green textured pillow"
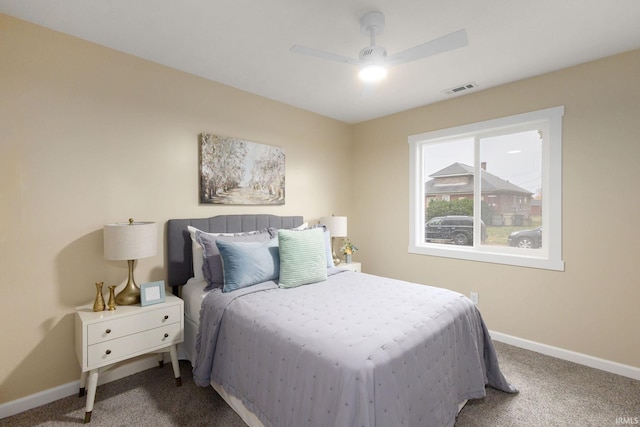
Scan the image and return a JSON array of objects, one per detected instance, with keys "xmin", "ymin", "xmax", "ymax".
[{"xmin": 278, "ymin": 228, "xmax": 327, "ymax": 288}]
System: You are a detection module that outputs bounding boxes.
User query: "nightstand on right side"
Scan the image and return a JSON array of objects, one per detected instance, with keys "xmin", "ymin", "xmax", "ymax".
[{"xmin": 338, "ymin": 261, "xmax": 362, "ymax": 273}]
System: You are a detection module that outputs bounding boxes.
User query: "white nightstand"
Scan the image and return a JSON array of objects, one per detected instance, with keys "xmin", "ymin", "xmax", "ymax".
[
  {"xmin": 74, "ymin": 293, "xmax": 184, "ymax": 423},
  {"xmin": 338, "ymin": 261, "xmax": 362, "ymax": 273}
]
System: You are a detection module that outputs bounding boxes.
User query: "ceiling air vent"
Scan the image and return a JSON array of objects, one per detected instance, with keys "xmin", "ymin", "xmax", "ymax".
[{"xmin": 443, "ymin": 82, "xmax": 478, "ymax": 95}]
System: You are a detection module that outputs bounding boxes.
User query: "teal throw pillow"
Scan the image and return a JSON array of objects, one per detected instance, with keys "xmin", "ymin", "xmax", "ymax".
[{"xmin": 216, "ymin": 238, "xmax": 280, "ymax": 293}]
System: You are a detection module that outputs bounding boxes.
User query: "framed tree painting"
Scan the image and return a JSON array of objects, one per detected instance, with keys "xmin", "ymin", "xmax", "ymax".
[{"xmin": 199, "ymin": 133, "xmax": 285, "ymax": 205}]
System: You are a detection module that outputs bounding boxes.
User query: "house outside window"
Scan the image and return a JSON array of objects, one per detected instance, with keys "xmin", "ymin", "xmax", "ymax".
[
  {"xmin": 408, "ymin": 106, "xmax": 565, "ymax": 271},
  {"xmin": 426, "ymin": 161, "xmax": 533, "ymax": 226}
]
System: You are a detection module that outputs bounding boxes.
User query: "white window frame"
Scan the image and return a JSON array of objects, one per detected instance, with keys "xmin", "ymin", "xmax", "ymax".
[{"xmin": 408, "ymin": 106, "xmax": 564, "ymax": 271}]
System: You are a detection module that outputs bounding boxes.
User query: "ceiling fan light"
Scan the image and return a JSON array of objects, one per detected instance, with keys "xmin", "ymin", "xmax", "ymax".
[{"xmin": 359, "ymin": 64, "xmax": 387, "ymax": 82}]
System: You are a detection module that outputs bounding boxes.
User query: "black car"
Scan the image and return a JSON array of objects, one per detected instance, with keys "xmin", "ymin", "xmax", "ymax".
[
  {"xmin": 425, "ymin": 216, "xmax": 487, "ymax": 246},
  {"xmin": 508, "ymin": 226, "xmax": 542, "ymax": 248}
]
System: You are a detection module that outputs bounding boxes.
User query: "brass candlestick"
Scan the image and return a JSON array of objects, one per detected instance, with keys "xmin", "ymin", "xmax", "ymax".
[{"xmin": 107, "ymin": 285, "xmax": 117, "ymax": 310}]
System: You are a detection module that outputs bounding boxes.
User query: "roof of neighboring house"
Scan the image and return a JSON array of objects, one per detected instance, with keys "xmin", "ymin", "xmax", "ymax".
[{"xmin": 426, "ymin": 162, "xmax": 533, "ymax": 196}]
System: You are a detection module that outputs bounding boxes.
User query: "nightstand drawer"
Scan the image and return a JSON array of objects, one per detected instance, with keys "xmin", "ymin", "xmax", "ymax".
[
  {"xmin": 339, "ymin": 262, "xmax": 361, "ymax": 273},
  {"xmin": 87, "ymin": 322, "xmax": 182, "ymax": 368},
  {"xmin": 87, "ymin": 304, "xmax": 181, "ymax": 345}
]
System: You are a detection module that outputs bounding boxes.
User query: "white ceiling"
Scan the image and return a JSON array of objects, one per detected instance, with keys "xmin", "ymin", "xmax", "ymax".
[{"xmin": 2, "ymin": 0, "xmax": 640, "ymax": 124}]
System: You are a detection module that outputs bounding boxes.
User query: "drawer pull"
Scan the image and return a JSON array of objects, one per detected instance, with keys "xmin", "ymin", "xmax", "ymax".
[
  {"xmin": 105, "ymin": 349, "xmax": 111, "ymax": 355},
  {"xmin": 164, "ymin": 333, "xmax": 169, "ymax": 338},
  {"xmin": 164, "ymin": 315, "xmax": 169, "ymax": 320},
  {"xmin": 105, "ymin": 329, "xmax": 111, "ymax": 334}
]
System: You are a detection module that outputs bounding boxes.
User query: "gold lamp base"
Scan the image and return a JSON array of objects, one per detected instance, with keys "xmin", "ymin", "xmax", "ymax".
[
  {"xmin": 331, "ymin": 237, "xmax": 341, "ymax": 265},
  {"xmin": 115, "ymin": 259, "xmax": 141, "ymax": 305}
]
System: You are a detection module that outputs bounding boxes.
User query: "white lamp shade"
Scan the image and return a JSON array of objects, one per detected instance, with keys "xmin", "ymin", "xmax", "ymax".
[
  {"xmin": 104, "ymin": 221, "xmax": 157, "ymax": 261},
  {"xmin": 320, "ymin": 216, "xmax": 347, "ymax": 238}
]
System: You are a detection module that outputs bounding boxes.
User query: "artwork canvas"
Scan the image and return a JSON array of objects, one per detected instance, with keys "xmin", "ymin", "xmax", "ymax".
[{"xmin": 199, "ymin": 133, "xmax": 285, "ymax": 205}]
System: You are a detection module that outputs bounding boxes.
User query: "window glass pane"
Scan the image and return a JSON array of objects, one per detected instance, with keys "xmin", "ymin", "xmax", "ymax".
[
  {"xmin": 479, "ymin": 130, "xmax": 542, "ymax": 249},
  {"xmin": 423, "ymin": 138, "xmax": 475, "ymax": 246}
]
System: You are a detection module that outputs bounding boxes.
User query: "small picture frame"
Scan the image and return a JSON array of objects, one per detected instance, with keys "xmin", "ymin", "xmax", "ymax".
[{"xmin": 140, "ymin": 281, "xmax": 166, "ymax": 306}]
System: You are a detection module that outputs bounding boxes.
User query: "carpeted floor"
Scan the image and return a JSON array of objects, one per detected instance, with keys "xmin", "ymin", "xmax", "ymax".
[{"xmin": 2, "ymin": 341, "xmax": 638, "ymax": 426}]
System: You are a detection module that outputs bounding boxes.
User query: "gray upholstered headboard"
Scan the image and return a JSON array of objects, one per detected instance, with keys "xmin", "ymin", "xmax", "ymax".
[{"xmin": 167, "ymin": 214, "xmax": 303, "ymax": 295}]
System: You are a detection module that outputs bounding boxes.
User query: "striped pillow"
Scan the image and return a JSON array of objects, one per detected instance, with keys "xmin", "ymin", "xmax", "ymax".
[{"xmin": 278, "ymin": 228, "xmax": 327, "ymax": 288}]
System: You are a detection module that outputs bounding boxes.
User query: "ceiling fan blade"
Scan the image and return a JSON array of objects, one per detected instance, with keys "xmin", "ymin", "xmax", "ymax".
[
  {"xmin": 387, "ymin": 29, "xmax": 468, "ymax": 66},
  {"xmin": 290, "ymin": 45, "xmax": 359, "ymax": 66}
]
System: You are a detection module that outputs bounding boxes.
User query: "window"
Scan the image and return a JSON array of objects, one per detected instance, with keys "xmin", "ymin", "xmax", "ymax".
[{"xmin": 409, "ymin": 106, "xmax": 564, "ymax": 271}]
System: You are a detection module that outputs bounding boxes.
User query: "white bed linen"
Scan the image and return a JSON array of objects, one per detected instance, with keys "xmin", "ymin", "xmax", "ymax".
[
  {"xmin": 181, "ymin": 277, "xmax": 209, "ymax": 321},
  {"xmin": 181, "ymin": 278, "xmax": 209, "ymax": 364}
]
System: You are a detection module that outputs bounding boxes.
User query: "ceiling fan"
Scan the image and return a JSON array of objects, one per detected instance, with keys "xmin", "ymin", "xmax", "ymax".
[{"xmin": 290, "ymin": 11, "xmax": 468, "ymax": 83}]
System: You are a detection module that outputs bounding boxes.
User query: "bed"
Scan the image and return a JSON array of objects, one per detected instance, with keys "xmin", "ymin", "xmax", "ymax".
[{"xmin": 167, "ymin": 214, "xmax": 516, "ymax": 427}]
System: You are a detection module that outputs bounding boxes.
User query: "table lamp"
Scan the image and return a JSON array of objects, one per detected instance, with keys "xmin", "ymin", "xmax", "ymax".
[
  {"xmin": 104, "ymin": 219, "xmax": 157, "ymax": 305},
  {"xmin": 320, "ymin": 215, "xmax": 347, "ymax": 266}
]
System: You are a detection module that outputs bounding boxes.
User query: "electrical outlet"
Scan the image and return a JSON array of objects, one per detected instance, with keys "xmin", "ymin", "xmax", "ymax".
[{"xmin": 470, "ymin": 291, "xmax": 479, "ymax": 305}]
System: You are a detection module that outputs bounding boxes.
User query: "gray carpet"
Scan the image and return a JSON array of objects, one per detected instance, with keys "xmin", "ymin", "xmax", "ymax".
[{"xmin": 2, "ymin": 342, "xmax": 638, "ymax": 426}]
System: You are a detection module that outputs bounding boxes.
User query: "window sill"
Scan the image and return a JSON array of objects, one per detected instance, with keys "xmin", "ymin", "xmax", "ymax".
[{"xmin": 408, "ymin": 244, "xmax": 565, "ymax": 271}]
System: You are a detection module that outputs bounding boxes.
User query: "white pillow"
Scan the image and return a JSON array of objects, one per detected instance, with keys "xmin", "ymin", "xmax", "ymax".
[{"xmin": 187, "ymin": 226, "xmax": 206, "ymax": 281}]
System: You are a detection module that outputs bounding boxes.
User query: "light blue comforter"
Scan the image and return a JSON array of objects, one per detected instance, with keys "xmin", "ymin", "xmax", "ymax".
[{"xmin": 193, "ymin": 270, "xmax": 516, "ymax": 427}]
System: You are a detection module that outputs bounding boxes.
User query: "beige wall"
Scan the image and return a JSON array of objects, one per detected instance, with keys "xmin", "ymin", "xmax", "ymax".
[
  {"xmin": 0, "ymin": 15, "xmax": 352, "ymax": 403},
  {"xmin": 351, "ymin": 48, "xmax": 640, "ymax": 368},
  {"xmin": 2, "ymin": 12, "xmax": 639, "ymax": 406}
]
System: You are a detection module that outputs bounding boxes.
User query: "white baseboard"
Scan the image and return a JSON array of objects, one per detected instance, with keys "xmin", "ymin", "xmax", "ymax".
[
  {"xmin": 490, "ymin": 330, "xmax": 640, "ymax": 381},
  {"xmin": 0, "ymin": 353, "xmax": 168, "ymax": 420}
]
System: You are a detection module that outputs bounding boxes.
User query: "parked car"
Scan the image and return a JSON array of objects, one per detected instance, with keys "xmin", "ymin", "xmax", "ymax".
[
  {"xmin": 425, "ymin": 216, "xmax": 487, "ymax": 246},
  {"xmin": 508, "ymin": 226, "xmax": 542, "ymax": 248}
]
